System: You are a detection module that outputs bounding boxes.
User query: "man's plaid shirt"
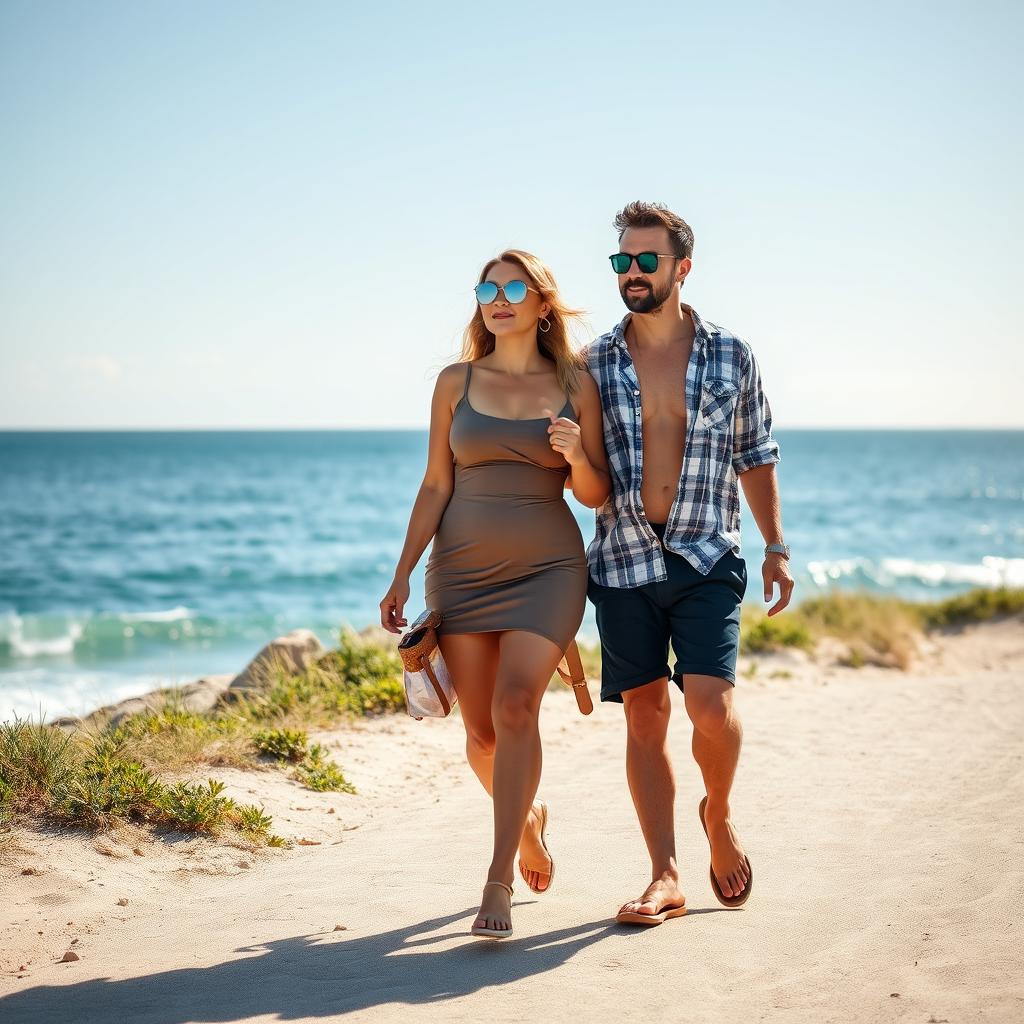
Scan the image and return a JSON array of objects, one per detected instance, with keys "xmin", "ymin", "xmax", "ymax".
[{"xmin": 583, "ymin": 303, "xmax": 780, "ymax": 587}]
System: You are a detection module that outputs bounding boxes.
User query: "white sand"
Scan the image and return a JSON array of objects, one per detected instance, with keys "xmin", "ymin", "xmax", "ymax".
[{"xmin": 2, "ymin": 618, "xmax": 1023, "ymax": 1023}]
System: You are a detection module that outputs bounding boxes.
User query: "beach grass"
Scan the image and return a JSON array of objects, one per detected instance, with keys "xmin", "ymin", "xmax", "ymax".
[
  {"xmin": 739, "ymin": 586, "xmax": 1024, "ymax": 668},
  {"xmin": 0, "ymin": 628, "xmax": 404, "ymax": 844},
  {"xmin": 0, "ymin": 718, "xmax": 286, "ymax": 845},
  {"xmin": 3, "ymin": 588, "xmax": 1021, "ymax": 846}
]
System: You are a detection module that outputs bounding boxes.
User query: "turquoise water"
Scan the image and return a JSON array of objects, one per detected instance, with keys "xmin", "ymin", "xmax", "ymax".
[{"xmin": 2, "ymin": 429, "xmax": 1022, "ymax": 722}]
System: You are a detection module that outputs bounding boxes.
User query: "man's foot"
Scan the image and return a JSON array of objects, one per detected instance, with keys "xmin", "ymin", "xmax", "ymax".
[
  {"xmin": 699, "ymin": 796, "xmax": 752, "ymax": 905},
  {"xmin": 471, "ymin": 880, "xmax": 513, "ymax": 938},
  {"xmin": 615, "ymin": 873, "xmax": 687, "ymax": 926},
  {"xmin": 517, "ymin": 799, "xmax": 554, "ymax": 894}
]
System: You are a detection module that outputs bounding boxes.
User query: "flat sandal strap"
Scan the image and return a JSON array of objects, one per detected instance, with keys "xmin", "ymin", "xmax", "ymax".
[{"xmin": 484, "ymin": 880, "xmax": 514, "ymax": 897}]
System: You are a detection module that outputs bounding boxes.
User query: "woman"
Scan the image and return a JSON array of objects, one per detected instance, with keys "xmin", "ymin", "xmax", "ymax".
[{"xmin": 379, "ymin": 249, "xmax": 609, "ymax": 939}]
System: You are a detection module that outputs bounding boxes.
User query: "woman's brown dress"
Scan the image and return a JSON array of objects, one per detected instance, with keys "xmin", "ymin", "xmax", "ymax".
[{"xmin": 424, "ymin": 361, "xmax": 587, "ymax": 652}]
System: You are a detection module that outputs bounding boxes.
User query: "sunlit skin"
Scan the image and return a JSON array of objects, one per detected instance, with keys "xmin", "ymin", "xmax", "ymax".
[
  {"xmin": 380, "ymin": 260, "xmax": 609, "ymax": 935},
  {"xmin": 610, "ymin": 225, "xmax": 793, "ymax": 919}
]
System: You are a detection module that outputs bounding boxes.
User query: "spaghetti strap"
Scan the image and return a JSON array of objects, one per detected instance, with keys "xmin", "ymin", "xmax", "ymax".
[{"xmin": 463, "ymin": 361, "xmax": 473, "ymax": 400}]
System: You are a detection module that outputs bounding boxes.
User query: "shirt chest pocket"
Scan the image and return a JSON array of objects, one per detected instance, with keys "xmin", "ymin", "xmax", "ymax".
[{"xmin": 699, "ymin": 379, "xmax": 739, "ymax": 432}]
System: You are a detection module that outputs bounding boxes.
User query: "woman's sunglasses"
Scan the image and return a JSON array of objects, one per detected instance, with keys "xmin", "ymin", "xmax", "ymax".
[
  {"xmin": 608, "ymin": 251, "xmax": 679, "ymax": 274},
  {"xmin": 474, "ymin": 279, "xmax": 539, "ymax": 305}
]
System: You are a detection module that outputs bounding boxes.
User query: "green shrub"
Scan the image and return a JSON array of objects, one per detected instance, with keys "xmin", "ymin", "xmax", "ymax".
[
  {"xmin": 918, "ymin": 587, "xmax": 1024, "ymax": 629},
  {"xmin": 295, "ymin": 743, "xmax": 356, "ymax": 794},
  {"xmin": 157, "ymin": 778, "xmax": 235, "ymax": 834},
  {"xmin": 253, "ymin": 727, "xmax": 309, "ymax": 762},
  {"xmin": 741, "ymin": 612, "xmax": 815, "ymax": 653}
]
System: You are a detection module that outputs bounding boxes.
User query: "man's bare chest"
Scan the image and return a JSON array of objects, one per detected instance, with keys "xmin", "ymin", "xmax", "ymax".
[{"xmin": 629, "ymin": 345, "xmax": 692, "ymax": 420}]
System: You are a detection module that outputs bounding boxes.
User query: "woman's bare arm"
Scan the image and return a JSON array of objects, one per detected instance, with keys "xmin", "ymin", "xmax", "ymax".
[
  {"xmin": 379, "ymin": 364, "xmax": 461, "ymax": 633},
  {"xmin": 549, "ymin": 371, "xmax": 609, "ymax": 508}
]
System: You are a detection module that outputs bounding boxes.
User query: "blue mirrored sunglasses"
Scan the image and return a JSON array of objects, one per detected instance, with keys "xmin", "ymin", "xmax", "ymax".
[{"xmin": 474, "ymin": 279, "xmax": 539, "ymax": 305}]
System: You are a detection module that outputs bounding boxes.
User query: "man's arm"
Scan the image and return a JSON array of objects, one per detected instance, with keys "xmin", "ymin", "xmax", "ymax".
[
  {"xmin": 739, "ymin": 464, "xmax": 793, "ymax": 616},
  {"xmin": 732, "ymin": 343, "xmax": 792, "ymax": 615}
]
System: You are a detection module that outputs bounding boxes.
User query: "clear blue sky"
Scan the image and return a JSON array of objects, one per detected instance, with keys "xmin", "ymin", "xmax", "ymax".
[{"xmin": 1, "ymin": 0, "xmax": 1021, "ymax": 428}]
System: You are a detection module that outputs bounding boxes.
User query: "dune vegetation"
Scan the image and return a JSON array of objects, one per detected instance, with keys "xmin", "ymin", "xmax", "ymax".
[{"xmin": 2, "ymin": 588, "xmax": 1020, "ymax": 846}]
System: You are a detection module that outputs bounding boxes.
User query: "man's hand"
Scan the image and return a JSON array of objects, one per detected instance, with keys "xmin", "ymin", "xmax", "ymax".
[{"xmin": 762, "ymin": 553, "xmax": 794, "ymax": 616}]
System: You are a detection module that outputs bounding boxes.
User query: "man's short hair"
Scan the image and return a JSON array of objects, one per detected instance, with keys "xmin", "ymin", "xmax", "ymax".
[{"xmin": 613, "ymin": 201, "xmax": 694, "ymax": 260}]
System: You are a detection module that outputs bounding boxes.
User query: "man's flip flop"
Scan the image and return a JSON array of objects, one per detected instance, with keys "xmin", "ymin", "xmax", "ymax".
[
  {"xmin": 470, "ymin": 880, "xmax": 514, "ymax": 939},
  {"xmin": 518, "ymin": 799, "xmax": 555, "ymax": 894},
  {"xmin": 698, "ymin": 796, "xmax": 753, "ymax": 908},
  {"xmin": 615, "ymin": 901, "xmax": 688, "ymax": 926}
]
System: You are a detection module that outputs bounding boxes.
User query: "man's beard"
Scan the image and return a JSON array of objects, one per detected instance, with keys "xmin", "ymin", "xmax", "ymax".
[{"xmin": 620, "ymin": 277, "xmax": 675, "ymax": 313}]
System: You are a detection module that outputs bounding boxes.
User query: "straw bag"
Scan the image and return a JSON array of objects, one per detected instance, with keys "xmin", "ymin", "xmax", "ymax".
[
  {"xmin": 398, "ymin": 610, "xmax": 594, "ymax": 719},
  {"xmin": 398, "ymin": 610, "xmax": 456, "ymax": 719}
]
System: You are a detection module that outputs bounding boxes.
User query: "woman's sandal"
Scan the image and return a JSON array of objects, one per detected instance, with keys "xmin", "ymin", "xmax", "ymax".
[
  {"xmin": 518, "ymin": 799, "xmax": 555, "ymax": 894},
  {"xmin": 470, "ymin": 880, "xmax": 514, "ymax": 939}
]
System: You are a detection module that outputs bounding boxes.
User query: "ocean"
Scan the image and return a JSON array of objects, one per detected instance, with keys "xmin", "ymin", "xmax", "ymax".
[{"xmin": 2, "ymin": 429, "xmax": 1022, "ymax": 723}]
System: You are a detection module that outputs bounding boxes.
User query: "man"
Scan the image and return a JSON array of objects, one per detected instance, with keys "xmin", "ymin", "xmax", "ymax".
[{"xmin": 584, "ymin": 200, "xmax": 793, "ymax": 923}]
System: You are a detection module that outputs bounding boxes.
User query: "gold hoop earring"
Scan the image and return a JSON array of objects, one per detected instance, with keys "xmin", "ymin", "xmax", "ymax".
[{"xmin": 539, "ymin": 316, "xmax": 552, "ymax": 333}]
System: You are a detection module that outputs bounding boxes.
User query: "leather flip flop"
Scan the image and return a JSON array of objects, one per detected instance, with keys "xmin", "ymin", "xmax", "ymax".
[
  {"xmin": 518, "ymin": 800, "xmax": 555, "ymax": 894},
  {"xmin": 615, "ymin": 900, "xmax": 687, "ymax": 926},
  {"xmin": 698, "ymin": 796, "xmax": 752, "ymax": 908}
]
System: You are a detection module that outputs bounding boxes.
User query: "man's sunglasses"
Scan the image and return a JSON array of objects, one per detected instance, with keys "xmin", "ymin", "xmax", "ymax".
[
  {"xmin": 474, "ymin": 279, "xmax": 539, "ymax": 305},
  {"xmin": 608, "ymin": 251, "xmax": 679, "ymax": 275}
]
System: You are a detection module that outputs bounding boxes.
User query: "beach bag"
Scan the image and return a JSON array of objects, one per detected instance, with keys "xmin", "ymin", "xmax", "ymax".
[
  {"xmin": 399, "ymin": 610, "xmax": 594, "ymax": 719},
  {"xmin": 398, "ymin": 610, "xmax": 456, "ymax": 719}
]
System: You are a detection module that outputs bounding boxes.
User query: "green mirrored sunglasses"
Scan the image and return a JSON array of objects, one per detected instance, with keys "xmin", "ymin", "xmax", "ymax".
[{"xmin": 609, "ymin": 251, "xmax": 679, "ymax": 274}]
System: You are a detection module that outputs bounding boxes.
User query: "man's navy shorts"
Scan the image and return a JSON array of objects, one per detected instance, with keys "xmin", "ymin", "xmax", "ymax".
[{"xmin": 586, "ymin": 522, "xmax": 748, "ymax": 703}]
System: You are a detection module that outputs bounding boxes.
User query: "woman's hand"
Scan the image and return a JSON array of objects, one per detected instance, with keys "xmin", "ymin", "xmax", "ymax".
[
  {"xmin": 379, "ymin": 574, "xmax": 410, "ymax": 634},
  {"xmin": 544, "ymin": 409, "xmax": 585, "ymax": 467}
]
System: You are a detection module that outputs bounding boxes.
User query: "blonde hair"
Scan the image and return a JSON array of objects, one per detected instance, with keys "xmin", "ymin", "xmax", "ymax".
[{"xmin": 459, "ymin": 249, "xmax": 586, "ymax": 395}]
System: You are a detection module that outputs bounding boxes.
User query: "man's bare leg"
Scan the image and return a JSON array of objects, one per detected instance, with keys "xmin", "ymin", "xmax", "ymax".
[
  {"xmin": 616, "ymin": 678, "xmax": 687, "ymax": 917},
  {"xmin": 684, "ymin": 674, "xmax": 750, "ymax": 899}
]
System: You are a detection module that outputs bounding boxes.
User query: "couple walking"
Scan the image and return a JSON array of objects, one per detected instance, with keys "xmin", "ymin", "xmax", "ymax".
[{"xmin": 379, "ymin": 200, "xmax": 794, "ymax": 938}]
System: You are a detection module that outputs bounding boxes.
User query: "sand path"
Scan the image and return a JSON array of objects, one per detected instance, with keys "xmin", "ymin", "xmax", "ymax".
[{"xmin": 2, "ymin": 621, "xmax": 1023, "ymax": 1022}]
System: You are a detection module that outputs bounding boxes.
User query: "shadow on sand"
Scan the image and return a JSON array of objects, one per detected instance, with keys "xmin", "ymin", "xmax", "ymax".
[{"xmin": 0, "ymin": 900, "xmax": 687, "ymax": 1023}]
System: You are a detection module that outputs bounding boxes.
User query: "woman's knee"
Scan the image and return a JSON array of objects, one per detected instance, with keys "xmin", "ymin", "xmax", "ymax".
[
  {"xmin": 465, "ymin": 727, "xmax": 496, "ymax": 758},
  {"xmin": 492, "ymin": 679, "xmax": 542, "ymax": 735}
]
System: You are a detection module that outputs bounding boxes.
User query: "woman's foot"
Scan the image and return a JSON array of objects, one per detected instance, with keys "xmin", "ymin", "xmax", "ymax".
[
  {"xmin": 471, "ymin": 880, "xmax": 514, "ymax": 938},
  {"xmin": 517, "ymin": 799, "xmax": 554, "ymax": 893}
]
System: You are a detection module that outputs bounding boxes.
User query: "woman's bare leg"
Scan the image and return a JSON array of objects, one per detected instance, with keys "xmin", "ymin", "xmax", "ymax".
[
  {"xmin": 475, "ymin": 629, "xmax": 565, "ymax": 933},
  {"xmin": 439, "ymin": 632, "xmax": 555, "ymax": 896},
  {"xmin": 438, "ymin": 632, "xmax": 499, "ymax": 787}
]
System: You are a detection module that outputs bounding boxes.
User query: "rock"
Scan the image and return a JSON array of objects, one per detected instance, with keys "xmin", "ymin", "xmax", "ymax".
[
  {"xmin": 116, "ymin": 898, "xmax": 129, "ymax": 906},
  {"xmin": 177, "ymin": 675, "xmax": 234, "ymax": 713},
  {"xmin": 236, "ymin": 861, "xmax": 251, "ymax": 869},
  {"xmin": 225, "ymin": 630, "xmax": 324, "ymax": 697},
  {"xmin": 297, "ymin": 839, "xmax": 321, "ymax": 846},
  {"xmin": 132, "ymin": 848, "xmax": 144, "ymax": 857},
  {"xmin": 356, "ymin": 624, "xmax": 400, "ymax": 649},
  {"xmin": 50, "ymin": 715, "xmax": 83, "ymax": 731},
  {"xmin": 333, "ymin": 924, "xmax": 347, "ymax": 931},
  {"xmin": 59, "ymin": 951, "xmax": 79, "ymax": 962},
  {"xmin": 21, "ymin": 867, "xmax": 40, "ymax": 875}
]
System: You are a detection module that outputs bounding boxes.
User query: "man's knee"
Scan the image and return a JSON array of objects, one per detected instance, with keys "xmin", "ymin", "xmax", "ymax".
[
  {"xmin": 684, "ymin": 678, "xmax": 736, "ymax": 737},
  {"xmin": 623, "ymin": 683, "xmax": 671, "ymax": 744}
]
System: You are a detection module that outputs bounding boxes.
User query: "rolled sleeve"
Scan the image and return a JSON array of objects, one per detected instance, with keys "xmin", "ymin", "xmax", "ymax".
[{"xmin": 731, "ymin": 346, "xmax": 780, "ymax": 474}]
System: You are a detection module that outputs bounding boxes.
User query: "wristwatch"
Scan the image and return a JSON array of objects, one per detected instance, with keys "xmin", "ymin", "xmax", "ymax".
[{"xmin": 764, "ymin": 543, "xmax": 791, "ymax": 559}]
